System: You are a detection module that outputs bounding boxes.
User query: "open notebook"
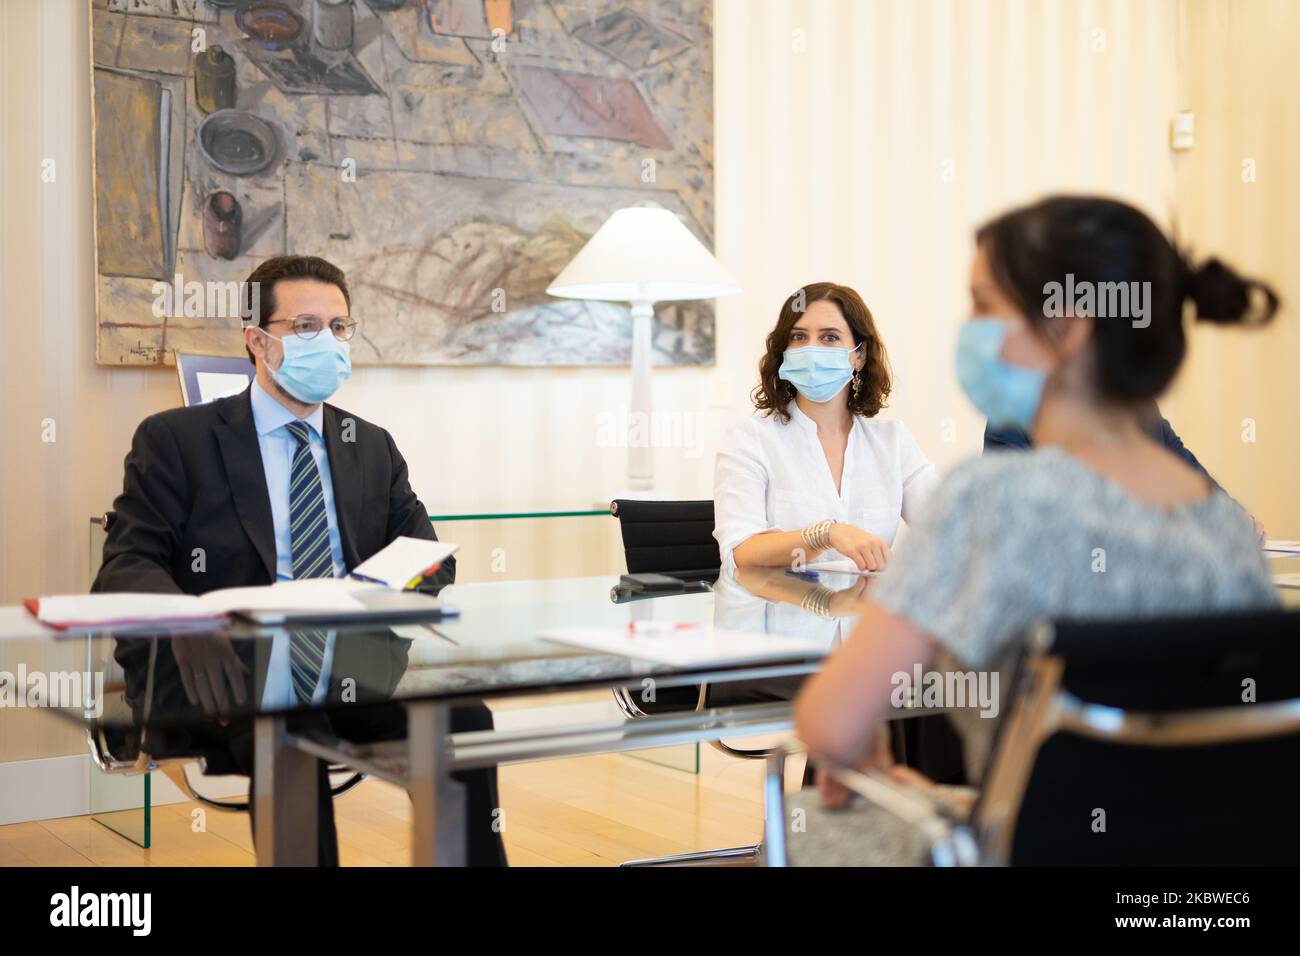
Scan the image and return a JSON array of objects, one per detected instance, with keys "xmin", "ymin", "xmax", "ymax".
[
  {"xmin": 27, "ymin": 579, "xmax": 456, "ymax": 632},
  {"xmin": 30, "ymin": 537, "xmax": 457, "ymax": 632}
]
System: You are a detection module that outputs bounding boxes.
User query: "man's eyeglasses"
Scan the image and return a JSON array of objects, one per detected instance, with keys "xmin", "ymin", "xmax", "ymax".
[{"xmin": 266, "ymin": 314, "xmax": 359, "ymax": 341}]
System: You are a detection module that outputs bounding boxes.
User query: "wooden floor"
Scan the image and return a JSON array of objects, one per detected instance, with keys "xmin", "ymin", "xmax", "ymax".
[{"xmin": 0, "ymin": 745, "xmax": 806, "ymax": 867}]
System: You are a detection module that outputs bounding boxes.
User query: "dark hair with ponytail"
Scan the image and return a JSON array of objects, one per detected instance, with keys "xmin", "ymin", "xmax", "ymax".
[{"xmin": 976, "ymin": 196, "xmax": 1279, "ymax": 402}]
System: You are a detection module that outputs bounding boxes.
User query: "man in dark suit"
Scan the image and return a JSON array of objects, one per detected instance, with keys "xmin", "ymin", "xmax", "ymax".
[{"xmin": 95, "ymin": 254, "xmax": 505, "ymax": 866}]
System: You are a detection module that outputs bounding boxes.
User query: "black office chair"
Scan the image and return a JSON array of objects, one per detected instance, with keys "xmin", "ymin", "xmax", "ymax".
[
  {"xmin": 608, "ymin": 499, "xmax": 719, "ymax": 718},
  {"xmin": 764, "ymin": 609, "xmax": 1300, "ymax": 866},
  {"xmin": 609, "ymin": 499, "xmax": 786, "ymax": 866},
  {"xmin": 610, "ymin": 498, "xmax": 722, "ymax": 579},
  {"xmin": 88, "ymin": 511, "xmax": 365, "ymax": 813}
]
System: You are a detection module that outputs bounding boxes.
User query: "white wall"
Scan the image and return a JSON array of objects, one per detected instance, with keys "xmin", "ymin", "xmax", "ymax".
[
  {"xmin": 1167, "ymin": 0, "xmax": 1300, "ymax": 530},
  {"xmin": 713, "ymin": 0, "xmax": 1181, "ymax": 476}
]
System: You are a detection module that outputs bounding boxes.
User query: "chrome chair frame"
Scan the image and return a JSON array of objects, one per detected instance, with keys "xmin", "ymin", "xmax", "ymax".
[
  {"xmin": 87, "ymin": 718, "xmax": 366, "ymax": 813},
  {"xmin": 764, "ymin": 618, "xmax": 1300, "ymax": 866},
  {"xmin": 611, "ymin": 682, "xmax": 771, "ymax": 759},
  {"xmin": 615, "ymin": 680, "xmax": 784, "ymax": 867},
  {"xmin": 761, "ymin": 743, "xmax": 978, "ymax": 868},
  {"xmin": 609, "ymin": 500, "xmax": 784, "ymax": 866}
]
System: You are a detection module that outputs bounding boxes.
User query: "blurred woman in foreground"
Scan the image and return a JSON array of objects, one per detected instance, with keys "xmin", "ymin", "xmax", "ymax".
[{"xmin": 791, "ymin": 195, "xmax": 1280, "ymax": 865}]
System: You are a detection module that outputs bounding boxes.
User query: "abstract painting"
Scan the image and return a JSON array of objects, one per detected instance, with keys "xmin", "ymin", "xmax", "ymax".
[{"xmin": 90, "ymin": 0, "xmax": 715, "ymax": 367}]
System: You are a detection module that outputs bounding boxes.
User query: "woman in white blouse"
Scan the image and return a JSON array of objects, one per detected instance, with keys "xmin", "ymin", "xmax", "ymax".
[{"xmin": 714, "ymin": 282, "xmax": 938, "ymax": 572}]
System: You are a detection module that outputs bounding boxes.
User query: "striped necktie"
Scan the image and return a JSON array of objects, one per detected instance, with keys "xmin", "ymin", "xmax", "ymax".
[
  {"xmin": 285, "ymin": 420, "xmax": 335, "ymax": 580},
  {"xmin": 285, "ymin": 420, "xmax": 332, "ymax": 705},
  {"xmin": 289, "ymin": 627, "xmax": 329, "ymax": 705}
]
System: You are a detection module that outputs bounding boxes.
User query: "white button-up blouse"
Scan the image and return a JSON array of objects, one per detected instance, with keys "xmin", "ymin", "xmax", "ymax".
[{"xmin": 712, "ymin": 403, "xmax": 940, "ymax": 570}]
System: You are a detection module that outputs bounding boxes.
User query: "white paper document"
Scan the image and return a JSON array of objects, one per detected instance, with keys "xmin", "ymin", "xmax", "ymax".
[
  {"xmin": 1263, "ymin": 539, "xmax": 1300, "ymax": 557},
  {"xmin": 198, "ymin": 578, "xmax": 382, "ymax": 612},
  {"xmin": 31, "ymin": 537, "xmax": 460, "ymax": 630},
  {"xmin": 540, "ymin": 624, "xmax": 826, "ymax": 668},
  {"xmin": 32, "ymin": 578, "xmax": 388, "ymax": 632},
  {"xmin": 801, "ymin": 559, "xmax": 877, "ymax": 576},
  {"xmin": 194, "ymin": 371, "xmax": 252, "ymax": 404},
  {"xmin": 351, "ymin": 537, "xmax": 459, "ymax": 589},
  {"xmin": 32, "ymin": 592, "xmax": 226, "ymax": 630}
]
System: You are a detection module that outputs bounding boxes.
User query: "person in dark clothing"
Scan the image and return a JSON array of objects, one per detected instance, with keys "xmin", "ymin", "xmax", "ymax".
[{"xmin": 95, "ymin": 255, "xmax": 505, "ymax": 866}]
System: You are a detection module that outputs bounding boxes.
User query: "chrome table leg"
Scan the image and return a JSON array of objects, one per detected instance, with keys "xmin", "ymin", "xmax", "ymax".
[
  {"xmin": 407, "ymin": 701, "xmax": 467, "ymax": 867},
  {"xmin": 253, "ymin": 714, "xmax": 319, "ymax": 866}
]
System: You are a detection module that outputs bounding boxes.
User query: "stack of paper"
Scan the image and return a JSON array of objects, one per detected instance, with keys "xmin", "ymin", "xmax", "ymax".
[
  {"xmin": 29, "ymin": 578, "xmax": 385, "ymax": 633},
  {"xmin": 29, "ymin": 537, "xmax": 459, "ymax": 632},
  {"xmin": 1263, "ymin": 540, "xmax": 1300, "ymax": 558},
  {"xmin": 802, "ymin": 558, "xmax": 877, "ymax": 576},
  {"xmin": 26, "ymin": 593, "xmax": 226, "ymax": 632},
  {"xmin": 540, "ymin": 624, "xmax": 825, "ymax": 668}
]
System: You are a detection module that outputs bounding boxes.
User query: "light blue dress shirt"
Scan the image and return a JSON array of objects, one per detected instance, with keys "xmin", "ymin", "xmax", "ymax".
[
  {"xmin": 249, "ymin": 379, "xmax": 343, "ymax": 708},
  {"xmin": 249, "ymin": 379, "xmax": 347, "ymax": 581}
]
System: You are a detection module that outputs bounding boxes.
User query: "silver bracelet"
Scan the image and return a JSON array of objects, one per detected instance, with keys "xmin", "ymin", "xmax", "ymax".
[
  {"xmin": 801, "ymin": 519, "xmax": 834, "ymax": 553},
  {"xmin": 799, "ymin": 585, "xmax": 836, "ymax": 619}
]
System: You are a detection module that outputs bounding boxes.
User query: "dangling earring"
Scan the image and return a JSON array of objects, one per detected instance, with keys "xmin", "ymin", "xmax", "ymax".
[{"xmin": 851, "ymin": 369, "xmax": 862, "ymax": 399}]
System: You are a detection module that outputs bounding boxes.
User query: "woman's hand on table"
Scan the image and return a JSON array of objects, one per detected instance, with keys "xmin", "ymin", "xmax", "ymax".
[{"xmin": 828, "ymin": 523, "xmax": 891, "ymax": 572}]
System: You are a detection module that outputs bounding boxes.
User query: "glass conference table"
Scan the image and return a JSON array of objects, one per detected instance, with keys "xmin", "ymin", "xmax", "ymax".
[
  {"xmin": 8, "ymin": 560, "xmax": 1296, "ymax": 866},
  {"xmin": 2, "ymin": 568, "xmax": 869, "ymax": 866}
]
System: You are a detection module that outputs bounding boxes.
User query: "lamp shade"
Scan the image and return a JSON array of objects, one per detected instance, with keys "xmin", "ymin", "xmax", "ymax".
[{"xmin": 547, "ymin": 206, "xmax": 740, "ymax": 303}]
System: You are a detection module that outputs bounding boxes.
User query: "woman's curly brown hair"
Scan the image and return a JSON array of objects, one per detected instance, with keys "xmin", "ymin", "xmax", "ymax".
[{"xmin": 751, "ymin": 282, "xmax": 892, "ymax": 423}]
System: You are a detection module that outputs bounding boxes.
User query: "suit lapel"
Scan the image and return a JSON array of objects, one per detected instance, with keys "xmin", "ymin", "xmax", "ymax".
[
  {"xmin": 214, "ymin": 389, "xmax": 277, "ymax": 581},
  {"xmin": 323, "ymin": 403, "xmax": 364, "ymax": 569}
]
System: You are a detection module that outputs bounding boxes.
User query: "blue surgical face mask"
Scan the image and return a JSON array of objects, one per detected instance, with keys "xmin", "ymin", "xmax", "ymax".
[
  {"xmin": 955, "ymin": 318, "xmax": 1047, "ymax": 431},
  {"xmin": 778, "ymin": 344, "xmax": 860, "ymax": 404},
  {"xmin": 264, "ymin": 328, "xmax": 351, "ymax": 404}
]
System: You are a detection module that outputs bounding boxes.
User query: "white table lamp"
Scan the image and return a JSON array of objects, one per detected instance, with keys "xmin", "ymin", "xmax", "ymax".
[{"xmin": 547, "ymin": 206, "xmax": 740, "ymax": 493}]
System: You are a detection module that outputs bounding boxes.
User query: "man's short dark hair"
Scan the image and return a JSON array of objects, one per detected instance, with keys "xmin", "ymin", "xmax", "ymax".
[{"xmin": 244, "ymin": 255, "xmax": 351, "ymax": 363}]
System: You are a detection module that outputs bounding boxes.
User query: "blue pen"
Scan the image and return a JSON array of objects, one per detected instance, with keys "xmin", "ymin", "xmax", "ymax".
[{"xmin": 785, "ymin": 567, "xmax": 820, "ymax": 581}]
